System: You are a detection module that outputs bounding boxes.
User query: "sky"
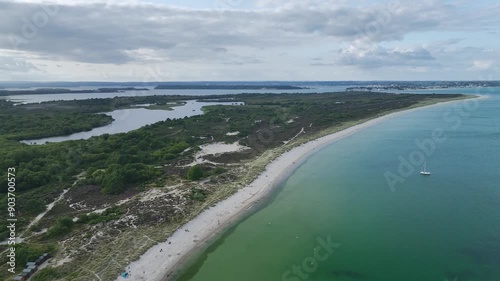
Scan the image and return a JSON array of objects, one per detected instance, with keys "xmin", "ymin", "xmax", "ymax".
[{"xmin": 0, "ymin": 0, "xmax": 499, "ymax": 81}]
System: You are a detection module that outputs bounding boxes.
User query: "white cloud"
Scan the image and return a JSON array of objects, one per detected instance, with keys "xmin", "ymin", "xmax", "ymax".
[
  {"xmin": 336, "ymin": 45, "xmax": 436, "ymax": 68},
  {"xmin": 469, "ymin": 60, "xmax": 495, "ymax": 71},
  {"xmin": 0, "ymin": 56, "xmax": 39, "ymax": 72}
]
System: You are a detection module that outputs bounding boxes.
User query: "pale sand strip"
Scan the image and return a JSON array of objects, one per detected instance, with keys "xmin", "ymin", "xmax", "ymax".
[{"xmin": 116, "ymin": 97, "xmax": 478, "ymax": 281}]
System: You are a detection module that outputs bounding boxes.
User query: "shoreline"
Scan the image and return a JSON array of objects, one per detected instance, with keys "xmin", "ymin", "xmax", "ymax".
[{"xmin": 116, "ymin": 96, "xmax": 480, "ymax": 281}]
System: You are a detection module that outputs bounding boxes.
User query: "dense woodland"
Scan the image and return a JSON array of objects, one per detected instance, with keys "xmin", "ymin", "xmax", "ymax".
[{"xmin": 0, "ymin": 91, "xmax": 463, "ymax": 280}]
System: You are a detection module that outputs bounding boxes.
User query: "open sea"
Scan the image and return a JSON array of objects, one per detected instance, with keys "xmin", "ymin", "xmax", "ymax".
[{"xmin": 173, "ymin": 87, "xmax": 500, "ymax": 281}]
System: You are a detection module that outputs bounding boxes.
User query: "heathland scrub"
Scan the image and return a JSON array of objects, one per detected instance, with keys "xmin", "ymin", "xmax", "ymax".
[{"xmin": 114, "ymin": 94, "xmax": 477, "ymax": 281}]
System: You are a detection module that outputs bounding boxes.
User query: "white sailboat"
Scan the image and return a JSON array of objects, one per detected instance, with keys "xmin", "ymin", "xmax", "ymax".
[{"xmin": 420, "ymin": 162, "xmax": 431, "ymax": 175}]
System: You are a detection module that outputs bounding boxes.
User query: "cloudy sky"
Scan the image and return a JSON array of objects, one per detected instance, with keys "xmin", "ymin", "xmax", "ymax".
[{"xmin": 0, "ymin": 0, "xmax": 499, "ymax": 81}]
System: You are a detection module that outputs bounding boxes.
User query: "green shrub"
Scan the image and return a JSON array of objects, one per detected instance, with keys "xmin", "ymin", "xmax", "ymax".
[
  {"xmin": 188, "ymin": 188, "xmax": 208, "ymax": 201},
  {"xmin": 212, "ymin": 167, "xmax": 226, "ymax": 175},
  {"xmin": 46, "ymin": 217, "xmax": 74, "ymax": 238},
  {"xmin": 29, "ymin": 223, "xmax": 43, "ymax": 233},
  {"xmin": 77, "ymin": 206, "xmax": 123, "ymax": 225},
  {"xmin": 186, "ymin": 165, "xmax": 204, "ymax": 181}
]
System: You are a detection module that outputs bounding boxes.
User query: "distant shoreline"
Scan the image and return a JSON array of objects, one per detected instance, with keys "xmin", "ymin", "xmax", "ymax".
[
  {"xmin": 0, "ymin": 87, "xmax": 149, "ymax": 96},
  {"xmin": 155, "ymin": 84, "xmax": 306, "ymax": 90},
  {"xmin": 116, "ymin": 95, "xmax": 479, "ymax": 281}
]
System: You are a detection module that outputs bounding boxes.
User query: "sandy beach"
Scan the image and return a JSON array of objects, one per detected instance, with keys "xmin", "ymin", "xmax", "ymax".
[{"xmin": 115, "ymin": 97, "xmax": 478, "ymax": 281}]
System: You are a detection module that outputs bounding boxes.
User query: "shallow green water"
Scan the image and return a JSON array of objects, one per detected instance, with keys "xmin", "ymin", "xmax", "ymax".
[{"xmin": 174, "ymin": 88, "xmax": 500, "ymax": 281}]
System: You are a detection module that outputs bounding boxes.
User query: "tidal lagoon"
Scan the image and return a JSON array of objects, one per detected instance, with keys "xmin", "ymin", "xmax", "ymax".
[{"xmin": 21, "ymin": 100, "xmax": 243, "ymax": 144}]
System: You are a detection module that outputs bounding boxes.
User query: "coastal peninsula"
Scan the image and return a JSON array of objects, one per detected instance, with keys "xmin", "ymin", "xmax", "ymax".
[{"xmin": 0, "ymin": 91, "xmax": 470, "ymax": 281}]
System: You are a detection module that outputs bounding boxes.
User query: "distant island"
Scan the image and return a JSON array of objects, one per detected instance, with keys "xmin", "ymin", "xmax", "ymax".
[
  {"xmin": 154, "ymin": 84, "xmax": 305, "ymax": 90},
  {"xmin": 346, "ymin": 80, "xmax": 500, "ymax": 91},
  {"xmin": 2, "ymin": 81, "xmax": 499, "ymax": 93},
  {"xmin": 0, "ymin": 87, "xmax": 149, "ymax": 96}
]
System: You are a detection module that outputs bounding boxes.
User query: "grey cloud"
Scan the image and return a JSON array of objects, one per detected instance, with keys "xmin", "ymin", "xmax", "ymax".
[
  {"xmin": 0, "ymin": 0, "xmax": 497, "ymax": 67},
  {"xmin": 434, "ymin": 38, "xmax": 464, "ymax": 46},
  {"xmin": 0, "ymin": 2, "xmax": 292, "ymax": 65},
  {"xmin": 0, "ymin": 2, "xmax": 178, "ymax": 64},
  {"xmin": 222, "ymin": 56, "xmax": 263, "ymax": 65},
  {"xmin": 272, "ymin": 1, "xmax": 460, "ymax": 42},
  {"xmin": 310, "ymin": 62, "xmax": 335, "ymax": 66},
  {"xmin": 212, "ymin": 47, "xmax": 228, "ymax": 53}
]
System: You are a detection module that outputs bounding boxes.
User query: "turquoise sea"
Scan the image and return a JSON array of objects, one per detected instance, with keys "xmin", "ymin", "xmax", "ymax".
[{"xmin": 174, "ymin": 88, "xmax": 500, "ymax": 281}]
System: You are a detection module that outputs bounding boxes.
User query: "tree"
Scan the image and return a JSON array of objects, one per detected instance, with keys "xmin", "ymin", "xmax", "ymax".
[
  {"xmin": 186, "ymin": 165, "xmax": 204, "ymax": 181},
  {"xmin": 46, "ymin": 216, "xmax": 75, "ymax": 237},
  {"xmin": 22, "ymin": 199, "xmax": 46, "ymax": 215},
  {"xmin": 101, "ymin": 170, "xmax": 126, "ymax": 194}
]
